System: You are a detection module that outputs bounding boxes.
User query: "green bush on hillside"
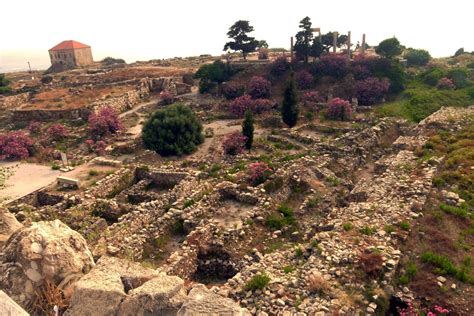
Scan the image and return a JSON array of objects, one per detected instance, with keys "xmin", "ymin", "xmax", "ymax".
[{"xmin": 142, "ymin": 103, "xmax": 204, "ymax": 156}]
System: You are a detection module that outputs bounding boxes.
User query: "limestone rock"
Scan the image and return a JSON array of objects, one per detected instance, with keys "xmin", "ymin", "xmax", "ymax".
[
  {"xmin": 178, "ymin": 284, "xmax": 250, "ymax": 316},
  {"xmin": 0, "ymin": 209, "xmax": 23, "ymax": 248},
  {"xmin": 0, "ymin": 220, "xmax": 94, "ymax": 308},
  {"xmin": 66, "ymin": 256, "xmax": 185, "ymax": 316},
  {"xmin": 119, "ymin": 274, "xmax": 186, "ymax": 315},
  {"xmin": 0, "ymin": 290, "xmax": 29, "ymax": 316}
]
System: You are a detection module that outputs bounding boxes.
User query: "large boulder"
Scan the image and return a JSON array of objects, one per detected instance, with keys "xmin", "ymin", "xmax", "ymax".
[
  {"xmin": 0, "ymin": 290, "xmax": 29, "ymax": 316},
  {"xmin": 0, "ymin": 209, "xmax": 23, "ymax": 249},
  {"xmin": 119, "ymin": 274, "xmax": 187, "ymax": 315},
  {"xmin": 66, "ymin": 256, "xmax": 186, "ymax": 316},
  {"xmin": 0, "ymin": 219, "xmax": 94, "ymax": 308},
  {"xmin": 178, "ymin": 284, "xmax": 250, "ymax": 316}
]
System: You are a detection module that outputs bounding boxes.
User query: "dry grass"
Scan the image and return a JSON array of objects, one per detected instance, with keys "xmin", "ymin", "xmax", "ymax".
[
  {"xmin": 32, "ymin": 280, "xmax": 69, "ymax": 316},
  {"xmin": 307, "ymin": 271, "xmax": 330, "ymax": 294},
  {"xmin": 359, "ymin": 252, "xmax": 384, "ymax": 276}
]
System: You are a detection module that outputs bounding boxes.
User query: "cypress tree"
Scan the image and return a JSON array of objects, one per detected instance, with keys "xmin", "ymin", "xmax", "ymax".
[
  {"xmin": 281, "ymin": 73, "xmax": 299, "ymax": 128},
  {"xmin": 242, "ymin": 109, "xmax": 254, "ymax": 150}
]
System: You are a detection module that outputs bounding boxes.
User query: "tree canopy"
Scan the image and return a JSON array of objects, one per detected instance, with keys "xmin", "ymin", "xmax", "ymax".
[
  {"xmin": 224, "ymin": 20, "xmax": 260, "ymax": 60},
  {"xmin": 294, "ymin": 17, "xmax": 314, "ymax": 63},
  {"xmin": 376, "ymin": 37, "xmax": 402, "ymax": 59}
]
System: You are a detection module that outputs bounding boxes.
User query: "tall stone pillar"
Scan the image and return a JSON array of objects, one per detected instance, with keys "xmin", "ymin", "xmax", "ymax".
[
  {"xmin": 291, "ymin": 36, "xmax": 294, "ymax": 62},
  {"xmin": 333, "ymin": 32, "xmax": 338, "ymax": 53},
  {"xmin": 362, "ymin": 34, "xmax": 366, "ymax": 55},
  {"xmin": 347, "ymin": 31, "xmax": 351, "ymax": 59}
]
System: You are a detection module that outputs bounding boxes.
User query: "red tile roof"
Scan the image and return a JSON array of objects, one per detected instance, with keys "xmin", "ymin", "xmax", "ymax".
[{"xmin": 49, "ymin": 40, "xmax": 90, "ymax": 51}]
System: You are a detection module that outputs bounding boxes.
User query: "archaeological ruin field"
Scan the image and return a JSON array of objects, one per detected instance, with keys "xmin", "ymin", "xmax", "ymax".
[{"xmin": 0, "ymin": 18, "xmax": 474, "ymax": 316}]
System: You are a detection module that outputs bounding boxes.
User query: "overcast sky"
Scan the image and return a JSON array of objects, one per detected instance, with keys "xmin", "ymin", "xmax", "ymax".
[{"xmin": 1, "ymin": 0, "xmax": 472, "ymax": 72}]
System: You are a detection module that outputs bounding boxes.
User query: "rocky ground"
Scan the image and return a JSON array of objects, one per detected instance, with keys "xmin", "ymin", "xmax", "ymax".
[{"xmin": 0, "ymin": 105, "xmax": 473, "ymax": 315}]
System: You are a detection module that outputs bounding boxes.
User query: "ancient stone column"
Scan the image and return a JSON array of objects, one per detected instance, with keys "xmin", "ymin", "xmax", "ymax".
[
  {"xmin": 333, "ymin": 32, "xmax": 338, "ymax": 53},
  {"xmin": 291, "ymin": 36, "xmax": 294, "ymax": 62},
  {"xmin": 347, "ymin": 31, "xmax": 351, "ymax": 59},
  {"xmin": 362, "ymin": 34, "xmax": 366, "ymax": 55}
]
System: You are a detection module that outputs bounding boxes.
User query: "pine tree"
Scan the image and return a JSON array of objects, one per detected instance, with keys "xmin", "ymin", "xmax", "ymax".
[
  {"xmin": 242, "ymin": 109, "xmax": 254, "ymax": 150},
  {"xmin": 281, "ymin": 73, "xmax": 299, "ymax": 128},
  {"xmin": 294, "ymin": 17, "xmax": 314, "ymax": 63}
]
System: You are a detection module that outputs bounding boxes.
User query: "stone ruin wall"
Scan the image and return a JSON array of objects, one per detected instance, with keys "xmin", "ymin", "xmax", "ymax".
[
  {"xmin": 8, "ymin": 75, "xmax": 192, "ymax": 122},
  {"xmin": 0, "ymin": 93, "xmax": 30, "ymax": 109}
]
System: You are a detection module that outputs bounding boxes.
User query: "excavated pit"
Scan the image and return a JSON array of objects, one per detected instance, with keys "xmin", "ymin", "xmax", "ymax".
[{"xmin": 192, "ymin": 246, "xmax": 238, "ymax": 285}]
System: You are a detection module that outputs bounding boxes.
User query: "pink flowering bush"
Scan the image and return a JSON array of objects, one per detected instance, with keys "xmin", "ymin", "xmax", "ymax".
[
  {"xmin": 85, "ymin": 139, "xmax": 107, "ymax": 155},
  {"xmin": 302, "ymin": 91, "xmax": 324, "ymax": 107},
  {"xmin": 222, "ymin": 131, "xmax": 247, "ymax": 155},
  {"xmin": 27, "ymin": 121, "xmax": 42, "ymax": 135},
  {"xmin": 160, "ymin": 90, "xmax": 174, "ymax": 105},
  {"xmin": 229, "ymin": 94, "xmax": 253, "ymax": 117},
  {"xmin": 270, "ymin": 56, "xmax": 290, "ymax": 77},
  {"xmin": 46, "ymin": 123, "xmax": 68, "ymax": 141},
  {"xmin": 229, "ymin": 95, "xmax": 273, "ymax": 117},
  {"xmin": 248, "ymin": 162, "xmax": 272, "ymax": 186},
  {"xmin": 248, "ymin": 76, "xmax": 272, "ymax": 99},
  {"xmin": 314, "ymin": 54, "xmax": 349, "ymax": 78},
  {"xmin": 397, "ymin": 301, "xmax": 449, "ymax": 316},
  {"xmin": 295, "ymin": 70, "xmax": 314, "ymax": 89},
  {"xmin": 0, "ymin": 131, "xmax": 34, "ymax": 160},
  {"xmin": 221, "ymin": 83, "xmax": 245, "ymax": 100},
  {"xmin": 436, "ymin": 77, "xmax": 455, "ymax": 90},
  {"xmin": 88, "ymin": 106, "xmax": 122, "ymax": 140},
  {"xmin": 326, "ymin": 98, "xmax": 352, "ymax": 121},
  {"xmin": 354, "ymin": 77, "xmax": 390, "ymax": 105},
  {"xmin": 252, "ymin": 98, "xmax": 273, "ymax": 114}
]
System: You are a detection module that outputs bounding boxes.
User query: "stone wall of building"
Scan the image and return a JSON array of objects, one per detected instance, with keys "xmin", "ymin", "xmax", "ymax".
[
  {"xmin": 49, "ymin": 47, "xmax": 93, "ymax": 68},
  {"xmin": 73, "ymin": 47, "xmax": 94, "ymax": 66}
]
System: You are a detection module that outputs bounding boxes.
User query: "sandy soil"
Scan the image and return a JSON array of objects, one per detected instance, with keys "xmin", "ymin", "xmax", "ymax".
[{"xmin": 0, "ymin": 162, "xmax": 60, "ymax": 203}]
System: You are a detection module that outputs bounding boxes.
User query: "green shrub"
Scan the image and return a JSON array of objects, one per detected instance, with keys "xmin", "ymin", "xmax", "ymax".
[
  {"xmin": 183, "ymin": 198, "xmax": 195, "ymax": 209},
  {"xmin": 283, "ymin": 265, "xmax": 295, "ymax": 273},
  {"xmin": 439, "ymin": 203, "xmax": 472, "ymax": 220},
  {"xmin": 142, "ymin": 103, "xmax": 204, "ymax": 156},
  {"xmin": 342, "ymin": 222, "xmax": 353, "ymax": 231},
  {"xmin": 399, "ymin": 262, "xmax": 417, "ymax": 285},
  {"xmin": 384, "ymin": 224, "xmax": 396, "ymax": 233},
  {"xmin": 295, "ymin": 246, "xmax": 303, "ymax": 257},
  {"xmin": 432, "ymin": 177, "xmax": 446, "ymax": 187},
  {"xmin": 421, "ymin": 251, "xmax": 474, "ymax": 283},
  {"xmin": 405, "ymin": 49, "xmax": 431, "ymax": 67},
  {"xmin": 0, "ymin": 74, "xmax": 11, "ymax": 95},
  {"xmin": 263, "ymin": 177, "xmax": 284, "ymax": 193},
  {"xmin": 194, "ymin": 60, "xmax": 236, "ymax": 93},
  {"xmin": 278, "ymin": 204, "xmax": 294, "ymax": 218},
  {"xmin": 245, "ymin": 273, "xmax": 271, "ymax": 291},
  {"xmin": 51, "ymin": 163, "xmax": 60, "ymax": 170},
  {"xmin": 447, "ymin": 69, "xmax": 469, "ymax": 88},
  {"xmin": 88, "ymin": 169, "xmax": 99, "ymax": 176},
  {"xmin": 422, "ymin": 68, "xmax": 445, "ymax": 86},
  {"xmin": 359, "ymin": 226, "xmax": 376, "ymax": 235},
  {"xmin": 266, "ymin": 204, "xmax": 295, "ymax": 229},
  {"xmin": 399, "ymin": 221, "xmax": 410, "ymax": 231}
]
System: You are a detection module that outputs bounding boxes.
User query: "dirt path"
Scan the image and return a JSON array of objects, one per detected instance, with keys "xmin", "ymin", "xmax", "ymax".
[
  {"xmin": 0, "ymin": 162, "xmax": 60, "ymax": 204},
  {"xmin": 119, "ymin": 98, "xmax": 159, "ymax": 118}
]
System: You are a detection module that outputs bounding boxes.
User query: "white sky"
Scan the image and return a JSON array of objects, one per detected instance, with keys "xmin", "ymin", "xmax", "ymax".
[{"xmin": 1, "ymin": 0, "xmax": 473, "ymax": 72}]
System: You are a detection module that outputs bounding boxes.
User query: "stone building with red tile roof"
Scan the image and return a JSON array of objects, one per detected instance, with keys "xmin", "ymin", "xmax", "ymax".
[{"xmin": 48, "ymin": 40, "xmax": 93, "ymax": 68}]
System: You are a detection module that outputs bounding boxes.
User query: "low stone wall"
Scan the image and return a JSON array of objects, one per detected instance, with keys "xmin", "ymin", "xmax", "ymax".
[
  {"xmin": 91, "ymin": 78, "xmax": 151, "ymax": 113},
  {"xmin": 0, "ymin": 93, "xmax": 30, "ymax": 109},
  {"xmin": 11, "ymin": 107, "xmax": 91, "ymax": 122},
  {"xmin": 85, "ymin": 167, "xmax": 136, "ymax": 199}
]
